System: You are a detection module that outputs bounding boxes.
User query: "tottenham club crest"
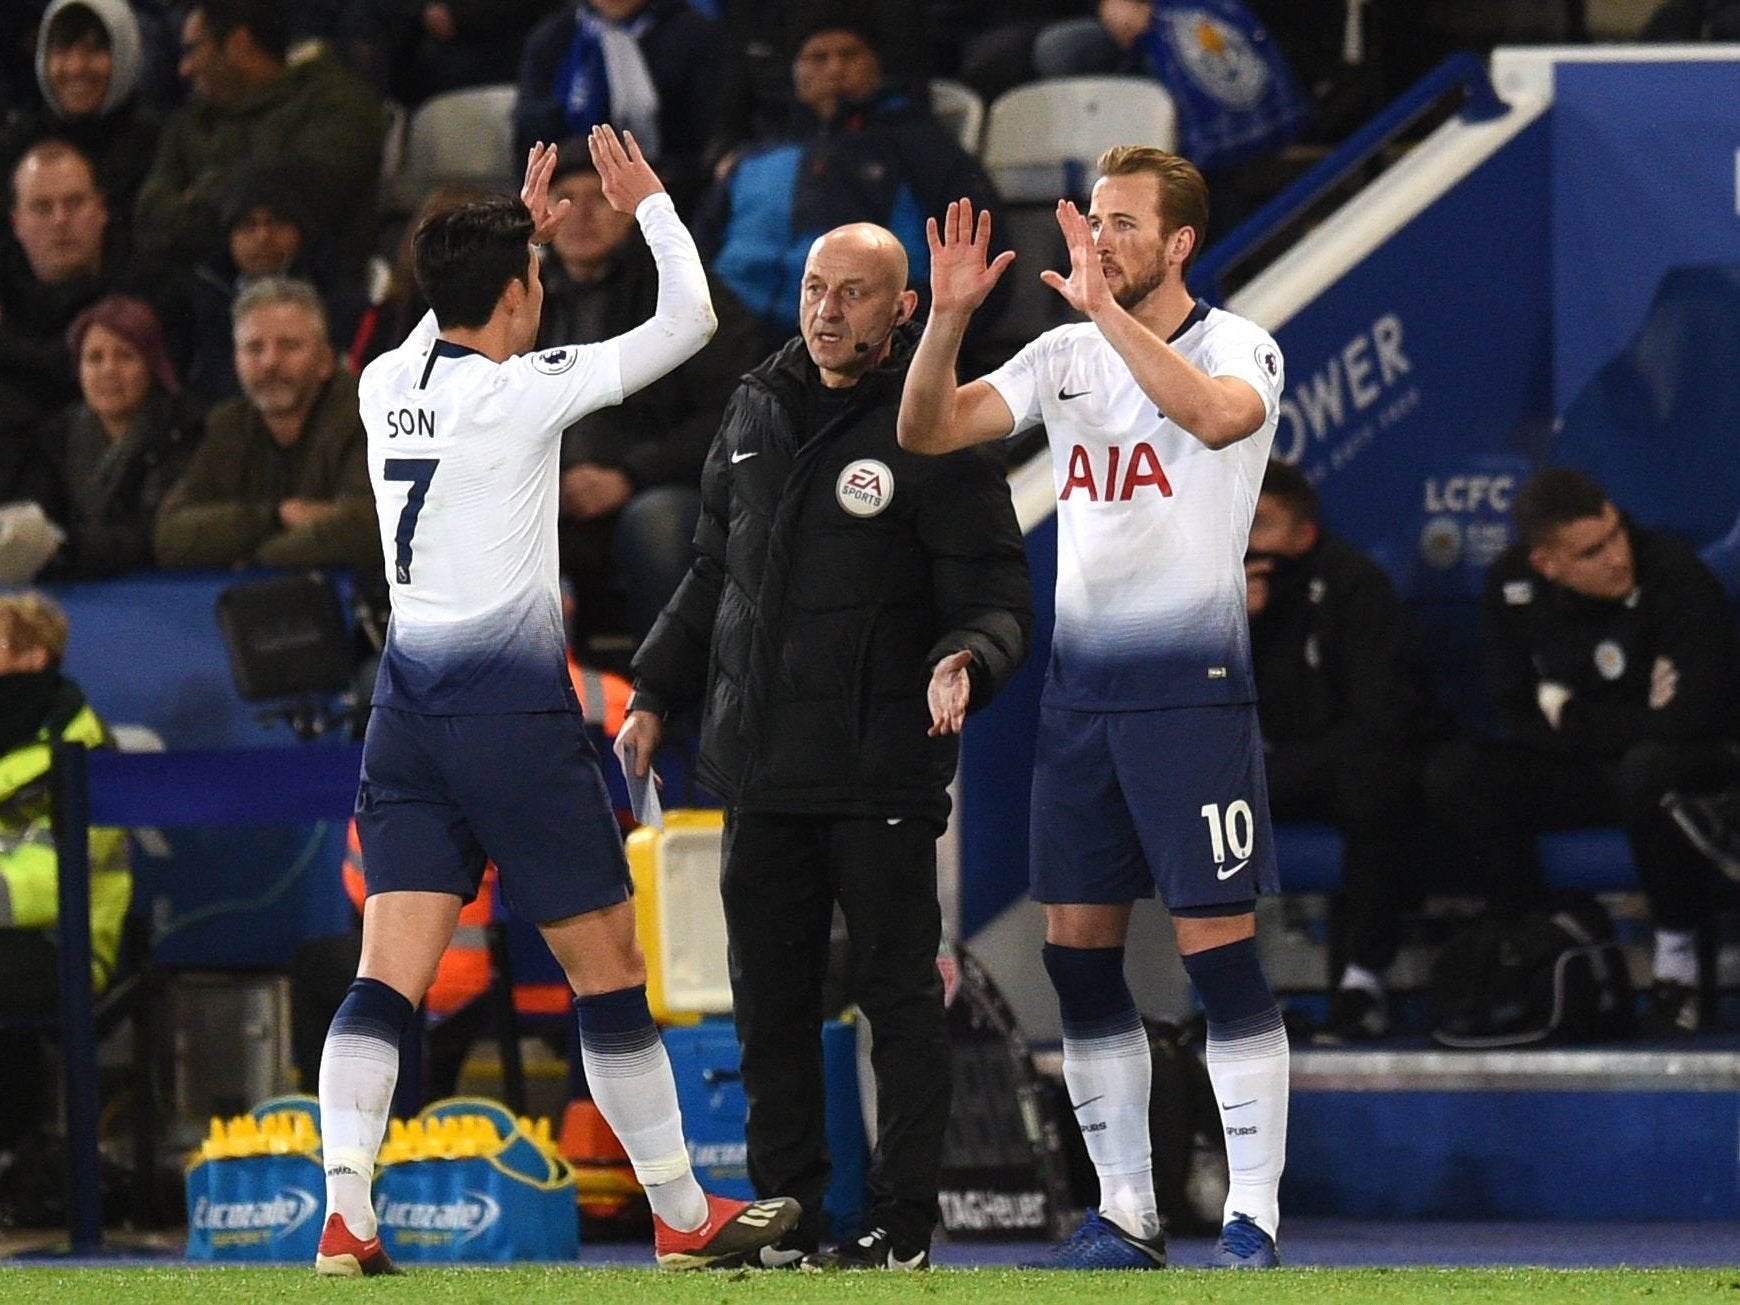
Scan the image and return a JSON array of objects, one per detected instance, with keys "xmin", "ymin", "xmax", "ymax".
[
  {"xmin": 836, "ymin": 459, "xmax": 893, "ymax": 518},
  {"xmin": 532, "ymin": 347, "xmax": 577, "ymax": 375}
]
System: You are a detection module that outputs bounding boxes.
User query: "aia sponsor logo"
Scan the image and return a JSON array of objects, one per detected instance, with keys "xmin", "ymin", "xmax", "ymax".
[{"xmin": 1059, "ymin": 441, "xmax": 1173, "ymax": 502}]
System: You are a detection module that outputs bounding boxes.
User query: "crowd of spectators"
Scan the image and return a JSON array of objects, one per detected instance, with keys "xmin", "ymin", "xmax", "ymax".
[
  {"xmin": 0, "ymin": 0, "xmax": 1735, "ymax": 1056},
  {"xmin": 0, "ymin": 0, "xmax": 1509, "ymax": 625}
]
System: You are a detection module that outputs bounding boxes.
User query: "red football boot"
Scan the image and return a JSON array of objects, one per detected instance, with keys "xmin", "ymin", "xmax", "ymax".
[
  {"xmin": 652, "ymin": 1193, "xmax": 802, "ymax": 1270},
  {"xmin": 314, "ymin": 1212, "xmax": 402, "ymax": 1276}
]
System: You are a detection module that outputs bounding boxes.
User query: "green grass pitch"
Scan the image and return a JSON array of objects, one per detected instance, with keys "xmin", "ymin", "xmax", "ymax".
[{"xmin": 2, "ymin": 1267, "xmax": 1737, "ymax": 1304}]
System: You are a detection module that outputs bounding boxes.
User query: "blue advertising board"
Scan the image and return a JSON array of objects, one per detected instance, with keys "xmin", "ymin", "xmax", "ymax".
[{"xmin": 1267, "ymin": 114, "xmax": 1553, "ymax": 599}]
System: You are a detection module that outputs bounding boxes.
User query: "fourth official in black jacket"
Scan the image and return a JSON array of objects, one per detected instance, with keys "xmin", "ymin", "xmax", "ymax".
[
  {"xmin": 618, "ymin": 223, "xmax": 1030, "ymax": 1266},
  {"xmin": 629, "ymin": 328, "xmax": 1030, "ymax": 821}
]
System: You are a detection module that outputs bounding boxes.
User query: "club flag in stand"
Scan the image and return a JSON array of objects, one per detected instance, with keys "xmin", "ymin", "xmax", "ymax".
[{"xmin": 1137, "ymin": 0, "xmax": 1312, "ymax": 171}]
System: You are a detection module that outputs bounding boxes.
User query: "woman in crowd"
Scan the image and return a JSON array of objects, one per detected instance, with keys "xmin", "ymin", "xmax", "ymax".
[{"xmin": 28, "ymin": 294, "xmax": 203, "ymax": 578}]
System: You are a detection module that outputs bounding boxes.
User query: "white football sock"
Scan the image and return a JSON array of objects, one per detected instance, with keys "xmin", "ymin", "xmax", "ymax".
[
  {"xmin": 582, "ymin": 1034, "xmax": 708, "ymax": 1231},
  {"xmin": 1062, "ymin": 1020, "xmax": 1159, "ymax": 1240},
  {"xmin": 1338, "ymin": 963, "xmax": 1383, "ymax": 997},
  {"xmin": 1652, "ymin": 929, "xmax": 1698, "ymax": 987},
  {"xmin": 1205, "ymin": 1010, "xmax": 1289, "ymax": 1240},
  {"xmin": 318, "ymin": 1028, "xmax": 399, "ymax": 1238}
]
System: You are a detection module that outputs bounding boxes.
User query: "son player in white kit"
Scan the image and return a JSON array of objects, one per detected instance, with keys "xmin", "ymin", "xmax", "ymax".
[
  {"xmin": 898, "ymin": 146, "xmax": 1288, "ymax": 1269},
  {"xmin": 313, "ymin": 128, "xmax": 799, "ymax": 1275}
]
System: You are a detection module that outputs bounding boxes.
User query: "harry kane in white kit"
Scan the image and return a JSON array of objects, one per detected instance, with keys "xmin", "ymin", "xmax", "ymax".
[
  {"xmin": 312, "ymin": 129, "xmax": 799, "ymax": 1277},
  {"xmin": 898, "ymin": 146, "xmax": 1288, "ymax": 1270}
]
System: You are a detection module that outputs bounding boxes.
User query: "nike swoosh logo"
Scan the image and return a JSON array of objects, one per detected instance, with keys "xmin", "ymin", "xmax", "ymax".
[
  {"xmin": 887, "ymin": 1250, "xmax": 927, "ymax": 1270},
  {"xmin": 1057, "ymin": 387, "xmax": 1090, "ymax": 400},
  {"xmin": 1221, "ymin": 1098, "xmax": 1256, "ymax": 1111},
  {"xmin": 1216, "ymin": 859, "xmax": 1249, "ymax": 881},
  {"xmin": 1070, "ymin": 1094, "xmax": 1105, "ymax": 1112},
  {"xmin": 731, "ymin": 449, "xmax": 759, "ymax": 463}
]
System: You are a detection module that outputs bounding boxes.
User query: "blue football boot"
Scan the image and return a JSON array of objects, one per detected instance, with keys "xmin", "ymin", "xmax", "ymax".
[
  {"xmin": 1020, "ymin": 1210, "xmax": 1166, "ymax": 1269},
  {"xmin": 1209, "ymin": 1212, "xmax": 1280, "ymax": 1268}
]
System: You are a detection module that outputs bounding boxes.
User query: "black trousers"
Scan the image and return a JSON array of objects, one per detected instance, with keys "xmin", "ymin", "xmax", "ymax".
[
  {"xmin": 1266, "ymin": 741, "xmax": 1424, "ymax": 975},
  {"xmin": 1424, "ymin": 738, "xmax": 1740, "ymax": 930},
  {"xmin": 720, "ymin": 811, "xmax": 951, "ymax": 1250},
  {"xmin": 0, "ymin": 929, "xmax": 60, "ymax": 1151}
]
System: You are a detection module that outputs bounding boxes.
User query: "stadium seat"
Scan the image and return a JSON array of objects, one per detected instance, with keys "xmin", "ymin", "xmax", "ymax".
[
  {"xmin": 981, "ymin": 76, "xmax": 1177, "ymax": 203},
  {"xmin": 391, "ymin": 83, "xmax": 518, "ymax": 214},
  {"xmin": 930, "ymin": 77, "xmax": 985, "ymax": 155}
]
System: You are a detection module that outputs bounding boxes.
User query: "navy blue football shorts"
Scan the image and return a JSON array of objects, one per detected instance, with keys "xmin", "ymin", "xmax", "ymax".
[
  {"xmin": 1029, "ymin": 702, "xmax": 1278, "ymax": 915},
  {"xmin": 354, "ymin": 707, "xmax": 633, "ymax": 924}
]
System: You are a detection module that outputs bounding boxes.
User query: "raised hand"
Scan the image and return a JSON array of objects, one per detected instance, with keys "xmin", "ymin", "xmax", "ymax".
[
  {"xmin": 521, "ymin": 140, "xmax": 570, "ymax": 245},
  {"xmin": 1039, "ymin": 199, "xmax": 1113, "ymax": 317},
  {"xmin": 588, "ymin": 124, "xmax": 664, "ymax": 215},
  {"xmin": 926, "ymin": 198, "xmax": 1016, "ymax": 317}
]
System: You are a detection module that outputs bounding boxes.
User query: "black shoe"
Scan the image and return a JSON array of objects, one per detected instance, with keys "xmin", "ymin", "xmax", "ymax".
[
  {"xmin": 1665, "ymin": 789, "xmax": 1740, "ymax": 881},
  {"xmin": 1638, "ymin": 981, "xmax": 1701, "ymax": 1038},
  {"xmin": 799, "ymin": 1226, "xmax": 929, "ymax": 1271},
  {"xmin": 1313, "ymin": 987, "xmax": 1391, "ymax": 1044}
]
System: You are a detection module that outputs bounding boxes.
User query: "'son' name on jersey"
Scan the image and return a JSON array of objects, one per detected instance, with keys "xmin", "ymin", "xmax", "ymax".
[{"xmin": 358, "ymin": 322, "xmax": 626, "ymax": 715}]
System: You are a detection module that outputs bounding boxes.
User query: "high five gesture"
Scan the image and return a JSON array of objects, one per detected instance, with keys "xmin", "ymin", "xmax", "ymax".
[
  {"xmin": 926, "ymin": 198, "xmax": 1016, "ymax": 317},
  {"xmin": 1039, "ymin": 199, "xmax": 1115, "ymax": 319},
  {"xmin": 897, "ymin": 199, "xmax": 1021, "ymax": 455},
  {"xmin": 521, "ymin": 140, "xmax": 570, "ymax": 245},
  {"xmin": 588, "ymin": 124, "xmax": 665, "ymax": 215}
]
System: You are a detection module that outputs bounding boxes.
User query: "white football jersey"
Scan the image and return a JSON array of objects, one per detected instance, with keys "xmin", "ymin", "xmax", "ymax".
[
  {"xmin": 359, "ymin": 316, "xmax": 623, "ymax": 713},
  {"xmin": 984, "ymin": 301, "xmax": 1283, "ymax": 710}
]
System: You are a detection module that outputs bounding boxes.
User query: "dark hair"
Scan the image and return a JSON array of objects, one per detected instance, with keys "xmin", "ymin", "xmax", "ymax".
[
  {"xmin": 194, "ymin": 0, "xmax": 290, "ymax": 62},
  {"xmin": 412, "ymin": 196, "xmax": 535, "ymax": 330},
  {"xmin": 45, "ymin": 3, "xmax": 109, "ymax": 52},
  {"xmin": 1259, "ymin": 459, "xmax": 1318, "ymax": 524},
  {"xmin": 220, "ymin": 161, "xmax": 311, "ymax": 233},
  {"xmin": 788, "ymin": 3, "xmax": 880, "ymax": 60},
  {"xmin": 68, "ymin": 294, "xmax": 182, "ymax": 395},
  {"xmin": 385, "ymin": 182, "xmax": 489, "ymax": 310},
  {"xmin": 1513, "ymin": 467, "xmax": 1610, "ymax": 549},
  {"xmin": 1096, "ymin": 144, "xmax": 1210, "ymax": 274}
]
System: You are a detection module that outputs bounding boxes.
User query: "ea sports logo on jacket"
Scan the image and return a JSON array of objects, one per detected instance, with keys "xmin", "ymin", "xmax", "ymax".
[{"xmin": 837, "ymin": 459, "xmax": 893, "ymax": 517}]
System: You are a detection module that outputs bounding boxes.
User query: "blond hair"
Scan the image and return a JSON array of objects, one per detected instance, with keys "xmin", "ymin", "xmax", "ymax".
[
  {"xmin": 0, "ymin": 592, "xmax": 69, "ymax": 663},
  {"xmin": 1096, "ymin": 145, "xmax": 1209, "ymax": 274}
]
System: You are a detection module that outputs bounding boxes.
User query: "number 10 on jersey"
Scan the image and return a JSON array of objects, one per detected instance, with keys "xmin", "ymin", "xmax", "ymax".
[{"xmin": 1201, "ymin": 800, "xmax": 1256, "ymax": 878}]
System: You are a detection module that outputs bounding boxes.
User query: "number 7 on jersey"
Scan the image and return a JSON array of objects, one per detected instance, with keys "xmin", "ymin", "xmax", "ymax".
[{"xmin": 384, "ymin": 457, "xmax": 439, "ymax": 584}]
